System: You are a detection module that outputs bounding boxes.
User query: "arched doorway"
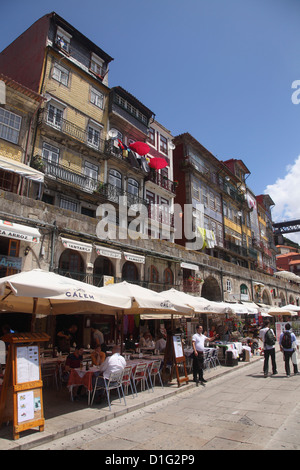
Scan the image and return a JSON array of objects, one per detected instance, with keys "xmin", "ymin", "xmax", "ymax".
[
  {"xmin": 262, "ymin": 289, "xmax": 272, "ymax": 305},
  {"xmin": 201, "ymin": 276, "xmax": 222, "ymax": 301},
  {"xmin": 122, "ymin": 261, "xmax": 139, "ymax": 283},
  {"xmin": 93, "ymin": 256, "xmax": 114, "ymax": 286},
  {"xmin": 58, "ymin": 249, "xmax": 84, "ymax": 281}
]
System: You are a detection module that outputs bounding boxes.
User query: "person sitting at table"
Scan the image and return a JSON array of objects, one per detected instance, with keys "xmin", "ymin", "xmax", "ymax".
[
  {"xmin": 92, "ymin": 344, "xmax": 126, "ymax": 403},
  {"xmin": 125, "ymin": 334, "xmax": 136, "ymax": 353},
  {"xmin": 138, "ymin": 332, "xmax": 149, "ymax": 348},
  {"xmin": 155, "ymin": 333, "xmax": 166, "ymax": 353},
  {"xmin": 91, "ymin": 345, "xmax": 106, "ymax": 366},
  {"xmin": 64, "ymin": 345, "xmax": 84, "ymax": 400}
]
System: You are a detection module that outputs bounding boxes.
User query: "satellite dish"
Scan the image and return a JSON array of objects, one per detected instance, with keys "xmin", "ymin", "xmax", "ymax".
[
  {"xmin": 108, "ymin": 129, "xmax": 118, "ymax": 139},
  {"xmin": 168, "ymin": 142, "xmax": 175, "ymax": 150}
]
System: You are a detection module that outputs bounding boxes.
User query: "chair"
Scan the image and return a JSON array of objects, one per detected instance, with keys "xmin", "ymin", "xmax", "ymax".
[
  {"xmin": 148, "ymin": 360, "xmax": 163, "ymax": 391},
  {"xmin": 210, "ymin": 348, "xmax": 220, "ymax": 368},
  {"xmin": 131, "ymin": 362, "xmax": 150, "ymax": 396},
  {"xmin": 203, "ymin": 349, "xmax": 213, "ymax": 371},
  {"xmin": 121, "ymin": 365, "xmax": 135, "ymax": 396},
  {"xmin": 90, "ymin": 369, "xmax": 126, "ymax": 410},
  {"xmin": 41, "ymin": 362, "xmax": 59, "ymax": 388}
]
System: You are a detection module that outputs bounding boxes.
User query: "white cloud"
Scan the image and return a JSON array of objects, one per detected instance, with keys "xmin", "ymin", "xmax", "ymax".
[{"xmin": 265, "ymin": 155, "xmax": 300, "ymax": 244}]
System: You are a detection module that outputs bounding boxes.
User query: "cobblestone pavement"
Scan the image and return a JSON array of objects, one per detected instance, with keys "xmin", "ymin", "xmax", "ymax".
[{"xmin": 29, "ymin": 354, "xmax": 300, "ymax": 451}]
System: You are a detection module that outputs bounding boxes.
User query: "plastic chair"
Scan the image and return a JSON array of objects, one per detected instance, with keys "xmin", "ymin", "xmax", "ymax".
[
  {"xmin": 121, "ymin": 365, "xmax": 135, "ymax": 396},
  {"xmin": 210, "ymin": 348, "xmax": 220, "ymax": 368},
  {"xmin": 90, "ymin": 369, "xmax": 126, "ymax": 410},
  {"xmin": 131, "ymin": 362, "xmax": 150, "ymax": 396},
  {"xmin": 148, "ymin": 360, "xmax": 163, "ymax": 391},
  {"xmin": 203, "ymin": 349, "xmax": 212, "ymax": 371}
]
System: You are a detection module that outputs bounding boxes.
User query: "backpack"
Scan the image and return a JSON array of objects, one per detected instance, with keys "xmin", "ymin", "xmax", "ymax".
[
  {"xmin": 265, "ymin": 328, "xmax": 276, "ymax": 346},
  {"xmin": 281, "ymin": 331, "xmax": 292, "ymax": 349}
]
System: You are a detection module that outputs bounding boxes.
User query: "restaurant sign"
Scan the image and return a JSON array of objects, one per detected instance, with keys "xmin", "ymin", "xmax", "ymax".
[{"xmin": 0, "ymin": 255, "xmax": 22, "ymax": 270}]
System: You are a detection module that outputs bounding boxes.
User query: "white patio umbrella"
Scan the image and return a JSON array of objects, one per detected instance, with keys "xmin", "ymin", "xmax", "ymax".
[
  {"xmin": 267, "ymin": 306, "xmax": 298, "ymax": 317},
  {"xmin": 0, "ymin": 269, "xmax": 132, "ymax": 317},
  {"xmin": 98, "ymin": 282, "xmax": 193, "ymax": 316},
  {"xmin": 284, "ymin": 304, "xmax": 300, "ymax": 312},
  {"xmin": 160, "ymin": 288, "xmax": 229, "ymax": 314}
]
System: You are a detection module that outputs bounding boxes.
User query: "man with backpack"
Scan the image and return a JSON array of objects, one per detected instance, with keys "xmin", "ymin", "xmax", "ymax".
[
  {"xmin": 259, "ymin": 319, "xmax": 278, "ymax": 378},
  {"xmin": 280, "ymin": 323, "xmax": 299, "ymax": 377}
]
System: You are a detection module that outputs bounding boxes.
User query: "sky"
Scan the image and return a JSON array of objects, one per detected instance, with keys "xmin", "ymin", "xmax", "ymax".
[{"xmin": 1, "ymin": 0, "xmax": 300, "ymax": 242}]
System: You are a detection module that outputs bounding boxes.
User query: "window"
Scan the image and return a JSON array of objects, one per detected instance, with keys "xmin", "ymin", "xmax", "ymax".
[
  {"xmin": 90, "ymin": 88, "xmax": 104, "ymax": 109},
  {"xmin": 148, "ymin": 127, "xmax": 155, "ymax": 146},
  {"xmin": 87, "ymin": 124, "xmax": 101, "ymax": 149},
  {"xmin": 90, "ymin": 53, "xmax": 105, "ymax": 78},
  {"xmin": 42, "ymin": 142, "xmax": 59, "ymax": 164},
  {"xmin": 84, "ymin": 161, "xmax": 98, "ymax": 180},
  {"xmin": 109, "ymin": 169, "xmax": 122, "ymax": 188},
  {"xmin": 55, "ymin": 27, "xmax": 71, "ymax": 53},
  {"xmin": 159, "ymin": 135, "xmax": 168, "ymax": 154},
  {"xmin": 0, "ymin": 109, "xmax": 21, "ymax": 144},
  {"xmin": 150, "ymin": 266, "xmax": 159, "ymax": 283},
  {"xmin": 202, "ymin": 187, "xmax": 208, "ymax": 207},
  {"xmin": 60, "ymin": 197, "xmax": 78, "ymax": 212},
  {"xmin": 52, "ymin": 62, "xmax": 69, "ymax": 86},
  {"xmin": 209, "ymin": 191, "xmax": 215, "ymax": 210},
  {"xmin": 128, "ymin": 178, "xmax": 139, "ymax": 196},
  {"xmin": 226, "ymin": 279, "xmax": 232, "ymax": 292},
  {"xmin": 47, "ymin": 104, "xmax": 63, "ymax": 129}
]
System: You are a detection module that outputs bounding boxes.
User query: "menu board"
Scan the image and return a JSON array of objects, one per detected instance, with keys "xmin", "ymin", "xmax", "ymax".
[
  {"xmin": 16, "ymin": 346, "xmax": 40, "ymax": 384},
  {"xmin": 173, "ymin": 335, "xmax": 184, "ymax": 358}
]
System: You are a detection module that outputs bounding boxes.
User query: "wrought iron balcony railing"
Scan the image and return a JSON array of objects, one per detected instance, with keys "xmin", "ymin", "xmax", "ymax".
[{"xmin": 39, "ymin": 112, "xmax": 105, "ymax": 153}]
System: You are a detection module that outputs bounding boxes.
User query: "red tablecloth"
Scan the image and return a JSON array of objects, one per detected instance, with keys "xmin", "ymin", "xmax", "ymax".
[{"xmin": 68, "ymin": 367, "xmax": 100, "ymax": 392}]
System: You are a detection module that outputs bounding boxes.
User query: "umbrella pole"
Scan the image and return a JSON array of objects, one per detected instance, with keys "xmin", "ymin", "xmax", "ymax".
[
  {"xmin": 30, "ymin": 297, "xmax": 37, "ymax": 333},
  {"xmin": 120, "ymin": 311, "xmax": 124, "ymax": 355}
]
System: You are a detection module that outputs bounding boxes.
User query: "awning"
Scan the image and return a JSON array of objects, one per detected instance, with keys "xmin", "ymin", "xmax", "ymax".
[
  {"xmin": 180, "ymin": 262, "xmax": 199, "ymax": 271},
  {"xmin": 95, "ymin": 245, "xmax": 122, "ymax": 259},
  {"xmin": 0, "ymin": 220, "xmax": 41, "ymax": 243},
  {"xmin": 0, "ymin": 155, "xmax": 44, "ymax": 182},
  {"xmin": 240, "ymin": 301, "xmax": 259, "ymax": 314},
  {"xmin": 60, "ymin": 237, "xmax": 92, "ymax": 253},
  {"xmin": 124, "ymin": 252, "xmax": 145, "ymax": 264}
]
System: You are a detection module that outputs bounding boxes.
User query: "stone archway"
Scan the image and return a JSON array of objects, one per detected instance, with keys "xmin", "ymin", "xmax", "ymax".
[
  {"xmin": 201, "ymin": 276, "xmax": 222, "ymax": 301},
  {"xmin": 262, "ymin": 289, "xmax": 272, "ymax": 305}
]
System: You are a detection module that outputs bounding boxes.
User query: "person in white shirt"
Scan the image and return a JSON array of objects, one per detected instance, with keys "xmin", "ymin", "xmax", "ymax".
[
  {"xmin": 259, "ymin": 319, "xmax": 278, "ymax": 378},
  {"xmin": 92, "ymin": 345, "xmax": 126, "ymax": 402},
  {"xmin": 192, "ymin": 325, "xmax": 217, "ymax": 386},
  {"xmin": 98, "ymin": 345, "xmax": 126, "ymax": 379}
]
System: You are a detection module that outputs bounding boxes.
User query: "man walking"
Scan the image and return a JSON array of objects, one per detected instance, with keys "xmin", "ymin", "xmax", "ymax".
[
  {"xmin": 259, "ymin": 320, "xmax": 277, "ymax": 378},
  {"xmin": 279, "ymin": 323, "xmax": 299, "ymax": 377}
]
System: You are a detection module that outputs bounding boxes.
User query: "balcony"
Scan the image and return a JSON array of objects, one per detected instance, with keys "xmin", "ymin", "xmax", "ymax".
[
  {"xmin": 95, "ymin": 182, "xmax": 149, "ymax": 208},
  {"xmin": 148, "ymin": 205, "xmax": 174, "ymax": 227},
  {"xmin": 39, "ymin": 112, "xmax": 105, "ymax": 153},
  {"xmin": 32, "ymin": 157, "xmax": 99, "ymax": 193},
  {"xmin": 145, "ymin": 170, "xmax": 177, "ymax": 194}
]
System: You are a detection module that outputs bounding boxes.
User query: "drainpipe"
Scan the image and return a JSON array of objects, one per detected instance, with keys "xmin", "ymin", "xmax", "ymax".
[{"xmin": 49, "ymin": 221, "xmax": 57, "ymax": 272}]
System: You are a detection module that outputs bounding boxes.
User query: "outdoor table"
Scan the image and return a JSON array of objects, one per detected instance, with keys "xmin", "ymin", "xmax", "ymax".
[{"xmin": 68, "ymin": 366, "xmax": 101, "ymax": 405}]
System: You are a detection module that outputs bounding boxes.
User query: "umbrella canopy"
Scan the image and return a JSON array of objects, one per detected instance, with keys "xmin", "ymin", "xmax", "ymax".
[
  {"xmin": 99, "ymin": 282, "xmax": 193, "ymax": 316},
  {"xmin": 128, "ymin": 141, "xmax": 150, "ymax": 156},
  {"xmin": 148, "ymin": 157, "xmax": 168, "ymax": 170},
  {"xmin": 284, "ymin": 304, "xmax": 300, "ymax": 312},
  {"xmin": 267, "ymin": 306, "xmax": 298, "ymax": 317},
  {"xmin": 0, "ymin": 269, "xmax": 132, "ymax": 316},
  {"xmin": 160, "ymin": 289, "xmax": 229, "ymax": 314}
]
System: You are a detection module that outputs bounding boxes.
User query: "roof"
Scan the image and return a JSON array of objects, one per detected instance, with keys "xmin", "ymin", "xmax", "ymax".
[
  {"xmin": 111, "ymin": 86, "xmax": 155, "ymax": 118},
  {"xmin": 0, "ymin": 73, "xmax": 45, "ymax": 103}
]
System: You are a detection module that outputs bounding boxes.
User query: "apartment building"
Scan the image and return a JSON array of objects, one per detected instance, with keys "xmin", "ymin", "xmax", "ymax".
[{"xmin": 0, "ymin": 11, "xmax": 299, "ymax": 331}]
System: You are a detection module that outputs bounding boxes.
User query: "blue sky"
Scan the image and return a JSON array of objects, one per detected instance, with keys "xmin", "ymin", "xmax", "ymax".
[{"xmin": 1, "ymin": 0, "xmax": 300, "ymax": 241}]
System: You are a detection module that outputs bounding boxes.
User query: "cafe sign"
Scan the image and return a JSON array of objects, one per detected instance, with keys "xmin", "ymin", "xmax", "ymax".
[{"xmin": 0, "ymin": 255, "xmax": 22, "ymax": 270}]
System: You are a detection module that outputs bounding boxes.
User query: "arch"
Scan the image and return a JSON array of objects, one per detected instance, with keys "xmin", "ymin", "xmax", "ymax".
[
  {"xmin": 201, "ymin": 276, "xmax": 222, "ymax": 301},
  {"xmin": 58, "ymin": 249, "xmax": 84, "ymax": 281},
  {"xmin": 122, "ymin": 261, "xmax": 139, "ymax": 282},
  {"xmin": 93, "ymin": 256, "xmax": 114, "ymax": 286},
  {"xmin": 262, "ymin": 289, "xmax": 272, "ymax": 305},
  {"xmin": 279, "ymin": 291, "xmax": 286, "ymax": 306},
  {"xmin": 164, "ymin": 268, "xmax": 173, "ymax": 287},
  {"xmin": 150, "ymin": 265, "xmax": 159, "ymax": 284},
  {"xmin": 289, "ymin": 295, "xmax": 296, "ymax": 305}
]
